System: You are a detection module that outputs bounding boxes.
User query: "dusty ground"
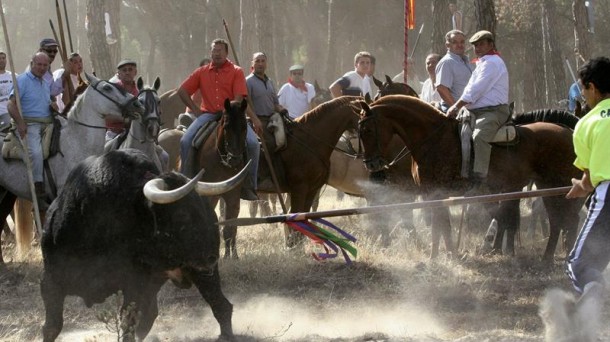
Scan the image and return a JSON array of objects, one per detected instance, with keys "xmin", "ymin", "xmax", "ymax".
[{"xmin": 0, "ymin": 188, "xmax": 608, "ymax": 342}]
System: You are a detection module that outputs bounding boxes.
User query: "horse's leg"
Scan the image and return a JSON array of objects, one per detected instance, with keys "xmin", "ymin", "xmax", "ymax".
[
  {"xmin": 0, "ymin": 191, "xmax": 17, "ymax": 268},
  {"xmin": 311, "ymin": 188, "xmax": 321, "ymax": 212},
  {"xmin": 248, "ymin": 199, "xmax": 258, "ymax": 218},
  {"xmin": 284, "ymin": 191, "xmax": 311, "ymax": 247},
  {"xmin": 430, "ymin": 206, "xmax": 453, "ymax": 258},
  {"xmin": 14, "ymin": 199, "xmax": 34, "ymax": 257},
  {"xmin": 223, "ymin": 196, "xmax": 241, "ymax": 259},
  {"xmin": 259, "ymin": 193, "xmax": 272, "ymax": 217},
  {"xmin": 495, "ymin": 200, "xmax": 520, "ymax": 256},
  {"xmin": 542, "ymin": 195, "xmax": 583, "ymax": 262}
]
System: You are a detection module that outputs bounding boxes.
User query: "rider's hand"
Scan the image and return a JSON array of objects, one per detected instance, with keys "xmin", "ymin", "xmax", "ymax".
[
  {"xmin": 446, "ymin": 105, "xmax": 459, "ymax": 119},
  {"xmin": 250, "ymin": 115, "xmax": 263, "ymax": 136},
  {"xmin": 16, "ymin": 121, "xmax": 27, "ymax": 139}
]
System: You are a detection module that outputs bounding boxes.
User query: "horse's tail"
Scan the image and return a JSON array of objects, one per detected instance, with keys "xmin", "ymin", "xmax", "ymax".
[
  {"xmin": 14, "ymin": 199, "xmax": 34, "ymax": 258},
  {"xmin": 513, "ymin": 109, "xmax": 579, "ymax": 129}
]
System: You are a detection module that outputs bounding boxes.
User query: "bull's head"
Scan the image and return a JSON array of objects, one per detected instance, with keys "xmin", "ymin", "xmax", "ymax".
[{"xmin": 143, "ymin": 160, "xmax": 250, "ymax": 203}]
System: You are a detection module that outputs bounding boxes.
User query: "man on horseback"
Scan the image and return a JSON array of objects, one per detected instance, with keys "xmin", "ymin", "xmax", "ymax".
[
  {"xmin": 435, "ymin": 30, "xmax": 473, "ymax": 113},
  {"xmin": 7, "ymin": 52, "xmax": 57, "ymax": 209},
  {"xmin": 246, "ymin": 52, "xmax": 289, "ymax": 191},
  {"xmin": 446, "ymin": 30, "xmax": 510, "ymax": 188},
  {"xmin": 106, "ymin": 59, "xmax": 138, "ymax": 141},
  {"xmin": 177, "ymin": 38, "xmax": 262, "ymax": 201}
]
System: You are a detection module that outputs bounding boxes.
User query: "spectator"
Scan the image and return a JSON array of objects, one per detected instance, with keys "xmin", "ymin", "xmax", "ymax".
[
  {"xmin": 105, "ymin": 59, "xmax": 138, "ymax": 141},
  {"xmin": 278, "ymin": 64, "xmax": 316, "ymax": 119},
  {"xmin": 449, "ymin": 1, "xmax": 463, "ymax": 31},
  {"xmin": 0, "ymin": 51, "xmax": 15, "ymax": 130},
  {"xmin": 568, "ymin": 81, "xmax": 582, "ymax": 112},
  {"xmin": 435, "ymin": 29, "xmax": 473, "ymax": 112},
  {"xmin": 53, "ymin": 52, "xmax": 86, "ymax": 114},
  {"xmin": 329, "ymin": 51, "xmax": 373, "ymax": 98},
  {"xmin": 420, "ymin": 53, "xmax": 442, "ymax": 103}
]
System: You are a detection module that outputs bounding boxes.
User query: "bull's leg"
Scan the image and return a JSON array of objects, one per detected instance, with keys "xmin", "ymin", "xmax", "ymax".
[
  {"xmin": 542, "ymin": 196, "xmax": 583, "ymax": 262},
  {"xmin": 126, "ymin": 281, "xmax": 164, "ymax": 341},
  {"xmin": 40, "ymin": 273, "xmax": 66, "ymax": 342},
  {"xmin": 191, "ymin": 267, "xmax": 234, "ymax": 340},
  {"xmin": 248, "ymin": 200, "xmax": 258, "ymax": 218}
]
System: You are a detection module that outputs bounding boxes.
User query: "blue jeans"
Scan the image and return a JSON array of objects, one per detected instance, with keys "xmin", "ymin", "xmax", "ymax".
[
  {"xmin": 25, "ymin": 123, "xmax": 45, "ymax": 183},
  {"xmin": 180, "ymin": 113, "xmax": 259, "ymax": 188}
]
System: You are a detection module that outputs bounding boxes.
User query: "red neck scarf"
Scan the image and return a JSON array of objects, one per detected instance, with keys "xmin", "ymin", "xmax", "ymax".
[{"xmin": 288, "ymin": 77, "xmax": 307, "ymax": 93}]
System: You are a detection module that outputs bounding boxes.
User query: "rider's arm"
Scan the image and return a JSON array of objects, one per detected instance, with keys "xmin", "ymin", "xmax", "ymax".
[
  {"xmin": 329, "ymin": 81, "xmax": 343, "ymax": 98},
  {"xmin": 177, "ymin": 87, "xmax": 201, "ymax": 115},
  {"xmin": 8, "ymin": 97, "xmax": 26, "ymax": 138}
]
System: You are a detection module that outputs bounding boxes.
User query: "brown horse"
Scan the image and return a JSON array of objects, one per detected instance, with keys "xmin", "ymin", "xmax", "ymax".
[
  {"xmin": 373, "ymin": 75, "xmax": 419, "ymax": 100},
  {"xmin": 358, "ymin": 95, "xmax": 584, "ymax": 261},
  {"xmin": 195, "ymin": 99, "xmax": 249, "ymax": 259},
  {"xmin": 256, "ymin": 96, "xmax": 362, "ymax": 243},
  {"xmin": 159, "ymin": 88, "xmax": 183, "ymax": 130}
]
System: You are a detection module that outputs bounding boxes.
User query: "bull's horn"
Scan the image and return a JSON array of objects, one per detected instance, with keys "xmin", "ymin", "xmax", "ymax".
[
  {"xmin": 195, "ymin": 160, "xmax": 251, "ymax": 196},
  {"xmin": 143, "ymin": 169, "xmax": 205, "ymax": 204}
]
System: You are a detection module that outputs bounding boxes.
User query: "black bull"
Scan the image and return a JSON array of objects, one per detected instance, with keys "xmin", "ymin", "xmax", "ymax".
[{"xmin": 40, "ymin": 149, "xmax": 238, "ymax": 341}]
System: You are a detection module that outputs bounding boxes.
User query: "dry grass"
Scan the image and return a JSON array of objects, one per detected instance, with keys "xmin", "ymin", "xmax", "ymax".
[{"xmin": 0, "ymin": 189, "xmax": 608, "ymax": 341}]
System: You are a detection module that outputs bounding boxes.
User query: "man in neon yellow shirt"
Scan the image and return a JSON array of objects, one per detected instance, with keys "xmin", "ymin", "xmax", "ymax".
[{"xmin": 564, "ymin": 57, "xmax": 610, "ymax": 340}]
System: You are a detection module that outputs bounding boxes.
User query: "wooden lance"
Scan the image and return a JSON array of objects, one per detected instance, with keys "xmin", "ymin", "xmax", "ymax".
[{"xmin": 218, "ymin": 186, "xmax": 573, "ymax": 227}]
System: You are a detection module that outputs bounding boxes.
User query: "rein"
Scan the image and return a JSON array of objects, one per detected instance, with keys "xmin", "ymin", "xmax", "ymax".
[{"xmin": 128, "ymin": 88, "xmax": 161, "ymax": 144}]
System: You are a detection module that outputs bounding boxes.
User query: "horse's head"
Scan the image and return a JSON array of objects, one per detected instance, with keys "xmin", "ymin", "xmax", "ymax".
[
  {"xmin": 357, "ymin": 100, "xmax": 393, "ymax": 172},
  {"xmin": 311, "ymin": 80, "xmax": 332, "ymax": 108},
  {"xmin": 134, "ymin": 76, "xmax": 162, "ymax": 143},
  {"xmin": 373, "ymin": 74, "xmax": 419, "ymax": 100},
  {"xmin": 84, "ymin": 73, "xmax": 144, "ymax": 121},
  {"xmin": 217, "ymin": 98, "xmax": 248, "ymax": 169}
]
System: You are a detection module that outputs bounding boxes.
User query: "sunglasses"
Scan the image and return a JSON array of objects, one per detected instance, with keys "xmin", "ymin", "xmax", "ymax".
[{"xmin": 44, "ymin": 48, "xmax": 58, "ymax": 54}]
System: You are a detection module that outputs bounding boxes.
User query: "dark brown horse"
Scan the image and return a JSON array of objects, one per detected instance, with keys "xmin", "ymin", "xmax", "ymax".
[
  {"xmin": 196, "ymin": 99, "xmax": 248, "ymax": 258},
  {"xmin": 256, "ymin": 96, "xmax": 362, "ymax": 244},
  {"xmin": 373, "ymin": 75, "xmax": 419, "ymax": 100},
  {"xmin": 358, "ymin": 95, "xmax": 583, "ymax": 261}
]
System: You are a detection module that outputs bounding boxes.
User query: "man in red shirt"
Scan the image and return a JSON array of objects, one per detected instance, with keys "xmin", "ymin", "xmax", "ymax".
[
  {"xmin": 178, "ymin": 38, "xmax": 262, "ymax": 200},
  {"xmin": 106, "ymin": 59, "xmax": 138, "ymax": 141}
]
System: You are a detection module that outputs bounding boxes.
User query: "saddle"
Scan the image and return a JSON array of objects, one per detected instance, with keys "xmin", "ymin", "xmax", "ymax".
[
  {"xmin": 182, "ymin": 112, "xmax": 222, "ymax": 177},
  {"xmin": 457, "ymin": 107, "xmax": 518, "ymax": 178},
  {"xmin": 257, "ymin": 113, "xmax": 288, "ymax": 190},
  {"xmin": 2, "ymin": 118, "xmax": 61, "ymax": 160}
]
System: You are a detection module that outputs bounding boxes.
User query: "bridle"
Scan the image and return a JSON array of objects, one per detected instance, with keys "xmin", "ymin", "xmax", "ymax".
[
  {"xmin": 217, "ymin": 110, "xmax": 246, "ymax": 169},
  {"xmin": 128, "ymin": 88, "xmax": 161, "ymax": 143}
]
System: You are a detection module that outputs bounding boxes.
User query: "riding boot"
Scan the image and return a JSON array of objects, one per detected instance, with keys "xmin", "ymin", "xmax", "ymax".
[
  {"xmin": 34, "ymin": 182, "xmax": 49, "ymax": 211},
  {"xmin": 240, "ymin": 178, "xmax": 259, "ymax": 201}
]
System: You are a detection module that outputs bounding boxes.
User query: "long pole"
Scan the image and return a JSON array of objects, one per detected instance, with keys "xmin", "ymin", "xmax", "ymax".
[
  {"xmin": 222, "ymin": 18, "xmax": 288, "ymax": 214},
  {"xmin": 62, "ymin": 0, "xmax": 74, "ymax": 52},
  {"xmin": 402, "ymin": 0, "xmax": 410, "ymax": 83},
  {"xmin": 218, "ymin": 186, "xmax": 573, "ymax": 227},
  {"xmin": 409, "ymin": 23, "xmax": 424, "ymax": 59},
  {"xmin": 0, "ymin": 0, "xmax": 44, "ymax": 237}
]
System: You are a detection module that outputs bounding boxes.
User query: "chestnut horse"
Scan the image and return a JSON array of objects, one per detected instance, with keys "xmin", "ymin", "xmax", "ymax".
[
  {"xmin": 358, "ymin": 95, "xmax": 584, "ymax": 261},
  {"xmin": 194, "ymin": 99, "xmax": 249, "ymax": 259},
  {"xmin": 256, "ymin": 96, "xmax": 361, "ymax": 244}
]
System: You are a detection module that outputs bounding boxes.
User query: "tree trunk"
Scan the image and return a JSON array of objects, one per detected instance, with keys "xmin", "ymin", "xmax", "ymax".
[
  {"xmin": 431, "ymin": 0, "xmax": 452, "ymax": 55},
  {"xmin": 324, "ymin": 0, "xmax": 338, "ymax": 88},
  {"xmin": 239, "ymin": 0, "xmax": 256, "ymax": 67},
  {"xmin": 572, "ymin": 0, "xmax": 592, "ymax": 66},
  {"xmin": 542, "ymin": 0, "xmax": 567, "ymax": 105},
  {"xmin": 473, "ymin": 0, "xmax": 496, "ymax": 33},
  {"xmin": 522, "ymin": 1, "xmax": 545, "ymax": 110},
  {"xmin": 86, "ymin": 0, "xmax": 113, "ymax": 79},
  {"xmin": 105, "ymin": 0, "xmax": 120, "ymax": 67}
]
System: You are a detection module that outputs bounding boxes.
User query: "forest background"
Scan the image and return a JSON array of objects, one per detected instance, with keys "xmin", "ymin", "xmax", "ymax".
[{"xmin": 1, "ymin": 0, "xmax": 607, "ymax": 113}]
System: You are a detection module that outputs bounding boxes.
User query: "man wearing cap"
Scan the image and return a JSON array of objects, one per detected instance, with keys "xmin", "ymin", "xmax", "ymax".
[
  {"xmin": 446, "ymin": 30, "xmax": 509, "ymax": 188},
  {"xmin": 435, "ymin": 30, "xmax": 473, "ymax": 112},
  {"xmin": 329, "ymin": 51, "xmax": 373, "ymax": 98},
  {"xmin": 8, "ymin": 53, "xmax": 57, "ymax": 209},
  {"xmin": 178, "ymin": 38, "xmax": 262, "ymax": 201},
  {"xmin": 38, "ymin": 38, "xmax": 63, "ymax": 98},
  {"xmin": 278, "ymin": 64, "xmax": 316, "ymax": 119},
  {"xmin": 105, "ymin": 59, "xmax": 138, "ymax": 141}
]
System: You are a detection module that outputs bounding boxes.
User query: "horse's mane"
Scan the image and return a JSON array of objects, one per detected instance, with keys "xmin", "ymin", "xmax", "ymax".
[
  {"xmin": 296, "ymin": 96, "xmax": 360, "ymax": 124},
  {"xmin": 513, "ymin": 109, "xmax": 579, "ymax": 129},
  {"xmin": 373, "ymin": 94, "xmax": 448, "ymax": 118}
]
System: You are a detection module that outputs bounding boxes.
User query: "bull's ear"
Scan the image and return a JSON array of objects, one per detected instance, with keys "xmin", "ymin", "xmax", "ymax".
[
  {"xmin": 137, "ymin": 77, "xmax": 144, "ymax": 91},
  {"xmin": 153, "ymin": 77, "xmax": 161, "ymax": 91},
  {"xmin": 240, "ymin": 98, "xmax": 248, "ymax": 112}
]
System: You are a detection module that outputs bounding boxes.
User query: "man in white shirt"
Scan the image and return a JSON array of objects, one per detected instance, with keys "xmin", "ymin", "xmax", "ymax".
[
  {"xmin": 329, "ymin": 51, "xmax": 373, "ymax": 98},
  {"xmin": 278, "ymin": 64, "xmax": 316, "ymax": 119},
  {"xmin": 446, "ymin": 30, "xmax": 510, "ymax": 183},
  {"xmin": 420, "ymin": 53, "xmax": 442, "ymax": 103},
  {"xmin": 0, "ymin": 51, "xmax": 14, "ymax": 130}
]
